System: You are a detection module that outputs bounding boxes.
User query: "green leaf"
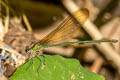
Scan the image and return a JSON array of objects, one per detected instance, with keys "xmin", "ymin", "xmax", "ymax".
[{"xmin": 10, "ymin": 55, "xmax": 104, "ymax": 80}]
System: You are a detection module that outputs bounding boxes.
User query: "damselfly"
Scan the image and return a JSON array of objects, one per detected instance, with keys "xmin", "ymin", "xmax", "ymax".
[{"xmin": 25, "ymin": 8, "xmax": 117, "ymax": 53}]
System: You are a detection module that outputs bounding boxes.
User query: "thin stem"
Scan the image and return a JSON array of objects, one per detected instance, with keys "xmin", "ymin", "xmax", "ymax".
[{"xmin": 22, "ymin": 13, "xmax": 32, "ymax": 32}]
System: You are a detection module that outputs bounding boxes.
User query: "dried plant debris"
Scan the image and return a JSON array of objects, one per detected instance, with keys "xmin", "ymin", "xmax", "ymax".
[
  {"xmin": 2, "ymin": 18, "xmax": 37, "ymax": 77},
  {"xmin": 4, "ymin": 20, "xmax": 36, "ymax": 56},
  {"xmin": 0, "ymin": 49, "xmax": 18, "ymax": 77}
]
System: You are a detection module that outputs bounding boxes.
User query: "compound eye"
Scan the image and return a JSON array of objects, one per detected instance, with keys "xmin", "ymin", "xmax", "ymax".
[{"xmin": 25, "ymin": 46, "xmax": 30, "ymax": 52}]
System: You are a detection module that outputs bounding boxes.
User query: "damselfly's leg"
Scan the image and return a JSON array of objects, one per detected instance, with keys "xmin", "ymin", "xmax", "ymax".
[
  {"xmin": 41, "ymin": 55, "xmax": 46, "ymax": 65},
  {"xmin": 26, "ymin": 57, "xmax": 34, "ymax": 70},
  {"xmin": 36, "ymin": 56, "xmax": 42, "ymax": 73},
  {"xmin": 36, "ymin": 51, "xmax": 46, "ymax": 72},
  {"xmin": 36, "ymin": 51, "xmax": 46, "ymax": 65},
  {"xmin": 26, "ymin": 52, "xmax": 34, "ymax": 70}
]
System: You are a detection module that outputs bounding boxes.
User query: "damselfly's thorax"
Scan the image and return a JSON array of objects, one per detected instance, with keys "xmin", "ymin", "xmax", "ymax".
[{"xmin": 25, "ymin": 42, "xmax": 42, "ymax": 53}]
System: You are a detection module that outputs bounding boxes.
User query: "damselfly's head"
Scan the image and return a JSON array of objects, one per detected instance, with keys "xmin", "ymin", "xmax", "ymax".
[{"xmin": 25, "ymin": 46, "xmax": 31, "ymax": 52}]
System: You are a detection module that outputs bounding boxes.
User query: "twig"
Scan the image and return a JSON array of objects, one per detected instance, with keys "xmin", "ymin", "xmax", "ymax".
[
  {"xmin": 0, "ymin": 0, "xmax": 10, "ymax": 40},
  {"xmin": 0, "ymin": 0, "xmax": 9, "ymax": 33},
  {"xmin": 90, "ymin": 57, "xmax": 104, "ymax": 73},
  {"xmin": 61, "ymin": 0, "xmax": 120, "ymax": 73},
  {"xmin": 0, "ymin": 18, "xmax": 4, "ymax": 41},
  {"xmin": 4, "ymin": 5, "xmax": 9, "ymax": 34},
  {"xmin": 22, "ymin": 13, "xmax": 32, "ymax": 32}
]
